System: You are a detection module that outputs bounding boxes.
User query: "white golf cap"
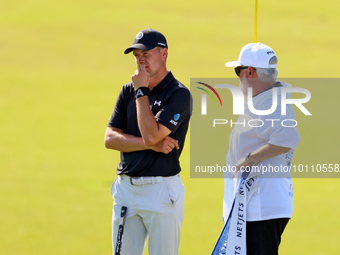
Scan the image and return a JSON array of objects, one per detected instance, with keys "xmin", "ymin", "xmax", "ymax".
[{"xmin": 225, "ymin": 42, "xmax": 278, "ymax": 68}]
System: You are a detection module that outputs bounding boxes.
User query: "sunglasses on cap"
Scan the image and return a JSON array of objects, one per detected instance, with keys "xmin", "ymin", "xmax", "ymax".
[{"xmin": 234, "ymin": 66, "xmax": 256, "ymax": 76}]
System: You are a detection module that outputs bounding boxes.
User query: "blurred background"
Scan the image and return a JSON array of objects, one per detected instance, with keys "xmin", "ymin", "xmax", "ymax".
[{"xmin": 1, "ymin": 0, "xmax": 339, "ymax": 254}]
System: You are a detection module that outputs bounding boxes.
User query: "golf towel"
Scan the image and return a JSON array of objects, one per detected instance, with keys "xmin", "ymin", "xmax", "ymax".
[{"xmin": 211, "ymin": 172, "xmax": 259, "ymax": 255}]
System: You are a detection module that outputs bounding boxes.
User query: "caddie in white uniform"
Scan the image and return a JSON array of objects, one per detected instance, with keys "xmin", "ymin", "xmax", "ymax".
[
  {"xmin": 104, "ymin": 29, "xmax": 192, "ymax": 255},
  {"xmin": 223, "ymin": 43, "xmax": 300, "ymax": 255}
]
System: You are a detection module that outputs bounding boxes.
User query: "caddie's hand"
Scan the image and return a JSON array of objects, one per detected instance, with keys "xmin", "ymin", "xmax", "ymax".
[
  {"xmin": 235, "ymin": 157, "xmax": 251, "ymax": 173},
  {"xmin": 131, "ymin": 64, "xmax": 150, "ymax": 90},
  {"xmin": 151, "ymin": 136, "xmax": 179, "ymax": 154}
]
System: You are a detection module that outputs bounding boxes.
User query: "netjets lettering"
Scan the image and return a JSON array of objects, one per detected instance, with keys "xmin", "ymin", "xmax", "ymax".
[{"xmin": 236, "ymin": 202, "xmax": 245, "ymax": 239}]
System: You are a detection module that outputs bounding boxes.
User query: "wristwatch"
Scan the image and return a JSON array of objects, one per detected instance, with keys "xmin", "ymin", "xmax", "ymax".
[{"xmin": 245, "ymin": 152, "xmax": 257, "ymax": 166}]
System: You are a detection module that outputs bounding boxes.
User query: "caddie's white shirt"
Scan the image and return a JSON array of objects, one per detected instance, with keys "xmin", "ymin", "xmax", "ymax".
[{"xmin": 223, "ymin": 81, "xmax": 300, "ymax": 222}]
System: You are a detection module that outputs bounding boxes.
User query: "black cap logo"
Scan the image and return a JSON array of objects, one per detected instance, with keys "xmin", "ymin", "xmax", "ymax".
[{"xmin": 136, "ymin": 32, "xmax": 143, "ymax": 40}]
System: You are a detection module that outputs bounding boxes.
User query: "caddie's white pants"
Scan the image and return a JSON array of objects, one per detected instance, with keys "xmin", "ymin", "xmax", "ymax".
[{"xmin": 111, "ymin": 174, "xmax": 185, "ymax": 255}]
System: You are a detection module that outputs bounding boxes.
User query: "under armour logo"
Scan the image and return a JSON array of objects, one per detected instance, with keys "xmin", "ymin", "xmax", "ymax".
[{"xmin": 154, "ymin": 100, "xmax": 162, "ymax": 106}]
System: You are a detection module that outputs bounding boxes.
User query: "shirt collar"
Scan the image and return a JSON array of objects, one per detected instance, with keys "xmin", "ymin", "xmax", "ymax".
[
  {"xmin": 154, "ymin": 71, "xmax": 174, "ymax": 90},
  {"xmin": 253, "ymin": 81, "xmax": 282, "ymax": 98}
]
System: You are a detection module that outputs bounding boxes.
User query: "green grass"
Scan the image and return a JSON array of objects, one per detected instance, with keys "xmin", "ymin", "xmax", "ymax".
[{"xmin": 1, "ymin": 0, "xmax": 340, "ymax": 254}]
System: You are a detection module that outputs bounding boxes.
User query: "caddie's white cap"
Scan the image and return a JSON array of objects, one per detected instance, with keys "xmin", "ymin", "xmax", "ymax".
[{"xmin": 225, "ymin": 42, "xmax": 278, "ymax": 68}]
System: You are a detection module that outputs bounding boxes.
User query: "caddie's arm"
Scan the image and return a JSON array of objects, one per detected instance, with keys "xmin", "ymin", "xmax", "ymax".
[
  {"xmin": 105, "ymin": 127, "xmax": 179, "ymax": 154},
  {"xmin": 132, "ymin": 64, "xmax": 174, "ymax": 147},
  {"xmin": 236, "ymin": 143, "xmax": 291, "ymax": 172}
]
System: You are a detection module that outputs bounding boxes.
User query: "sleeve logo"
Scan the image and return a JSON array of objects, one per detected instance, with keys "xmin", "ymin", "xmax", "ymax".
[{"xmin": 170, "ymin": 113, "xmax": 180, "ymax": 126}]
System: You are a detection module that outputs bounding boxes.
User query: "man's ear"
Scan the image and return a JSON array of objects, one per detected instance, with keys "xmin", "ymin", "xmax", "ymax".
[
  {"xmin": 162, "ymin": 48, "xmax": 168, "ymax": 61},
  {"xmin": 248, "ymin": 66, "xmax": 257, "ymax": 78}
]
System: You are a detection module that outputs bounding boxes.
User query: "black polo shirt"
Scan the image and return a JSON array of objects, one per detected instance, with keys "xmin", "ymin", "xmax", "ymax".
[{"xmin": 108, "ymin": 72, "xmax": 192, "ymax": 177}]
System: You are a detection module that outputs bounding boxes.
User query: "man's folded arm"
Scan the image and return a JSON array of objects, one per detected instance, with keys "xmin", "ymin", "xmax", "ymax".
[{"xmin": 104, "ymin": 126, "xmax": 179, "ymax": 154}]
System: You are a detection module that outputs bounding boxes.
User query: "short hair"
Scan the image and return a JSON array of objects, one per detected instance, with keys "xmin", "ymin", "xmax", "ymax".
[{"xmin": 256, "ymin": 68, "xmax": 279, "ymax": 82}]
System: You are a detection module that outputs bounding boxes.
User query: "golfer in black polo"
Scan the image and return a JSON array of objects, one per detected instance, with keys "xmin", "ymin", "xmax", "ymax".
[{"xmin": 105, "ymin": 29, "xmax": 192, "ymax": 255}]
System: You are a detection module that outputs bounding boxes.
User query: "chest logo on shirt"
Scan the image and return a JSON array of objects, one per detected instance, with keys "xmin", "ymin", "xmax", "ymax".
[{"xmin": 154, "ymin": 100, "xmax": 162, "ymax": 106}]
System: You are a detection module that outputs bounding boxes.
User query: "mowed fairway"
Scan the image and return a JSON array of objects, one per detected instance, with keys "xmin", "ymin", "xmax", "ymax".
[{"xmin": 1, "ymin": 0, "xmax": 340, "ymax": 254}]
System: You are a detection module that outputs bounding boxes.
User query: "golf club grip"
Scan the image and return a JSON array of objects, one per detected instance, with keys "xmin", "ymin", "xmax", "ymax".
[{"xmin": 115, "ymin": 224, "xmax": 124, "ymax": 255}]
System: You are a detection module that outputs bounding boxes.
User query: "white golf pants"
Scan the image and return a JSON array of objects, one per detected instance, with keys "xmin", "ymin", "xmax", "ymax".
[{"xmin": 111, "ymin": 174, "xmax": 185, "ymax": 255}]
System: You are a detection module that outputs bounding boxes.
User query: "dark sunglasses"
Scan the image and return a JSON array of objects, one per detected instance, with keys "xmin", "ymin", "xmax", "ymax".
[{"xmin": 234, "ymin": 66, "xmax": 256, "ymax": 76}]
